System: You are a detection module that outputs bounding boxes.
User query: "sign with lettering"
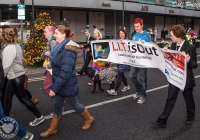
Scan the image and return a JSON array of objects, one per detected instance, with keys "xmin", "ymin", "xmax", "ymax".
[
  {"xmin": 102, "ymin": 2, "xmax": 111, "ymax": 7},
  {"xmin": 141, "ymin": 5, "xmax": 148, "ymax": 11},
  {"xmin": 17, "ymin": 4, "xmax": 25, "ymax": 20},
  {"xmin": 91, "ymin": 40, "xmax": 187, "ymax": 90},
  {"xmin": 169, "ymin": 9, "xmax": 174, "ymax": 13}
]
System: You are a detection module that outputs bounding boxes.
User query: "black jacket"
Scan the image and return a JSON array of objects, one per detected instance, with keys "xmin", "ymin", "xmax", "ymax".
[
  {"xmin": 171, "ymin": 41, "xmax": 198, "ymax": 88},
  {"xmin": 0, "ymin": 57, "xmax": 4, "ymax": 91},
  {"xmin": 83, "ymin": 36, "xmax": 95, "ymax": 53}
]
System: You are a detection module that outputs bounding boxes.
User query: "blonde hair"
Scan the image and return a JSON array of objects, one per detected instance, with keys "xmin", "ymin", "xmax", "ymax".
[
  {"xmin": 94, "ymin": 29, "xmax": 102, "ymax": 39},
  {"xmin": 56, "ymin": 25, "xmax": 74, "ymax": 39},
  {"xmin": 2, "ymin": 28, "xmax": 17, "ymax": 44}
]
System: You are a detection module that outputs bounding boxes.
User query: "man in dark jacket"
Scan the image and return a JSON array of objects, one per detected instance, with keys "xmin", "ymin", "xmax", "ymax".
[
  {"xmin": 152, "ymin": 25, "xmax": 198, "ymax": 128},
  {"xmin": 76, "ymin": 29, "xmax": 95, "ymax": 75}
]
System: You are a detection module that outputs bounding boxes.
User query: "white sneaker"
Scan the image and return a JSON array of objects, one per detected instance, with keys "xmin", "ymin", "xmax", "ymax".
[
  {"xmin": 29, "ymin": 115, "xmax": 45, "ymax": 126},
  {"xmin": 133, "ymin": 92, "xmax": 140, "ymax": 99},
  {"xmin": 121, "ymin": 85, "xmax": 130, "ymax": 92},
  {"xmin": 137, "ymin": 96, "xmax": 145, "ymax": 104},
  {"xmin": 107, "ymin": 89, "xmax": 117, "ymax": 96},
  {"xmin": 88, "ymin": 81, "xmax": 93, "ymax": 86}
]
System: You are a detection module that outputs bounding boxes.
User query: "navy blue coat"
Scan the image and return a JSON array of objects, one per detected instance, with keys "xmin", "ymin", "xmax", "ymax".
[{"xmin": 51, "ymin": 42, "xmax": 79, "ymax": 97}]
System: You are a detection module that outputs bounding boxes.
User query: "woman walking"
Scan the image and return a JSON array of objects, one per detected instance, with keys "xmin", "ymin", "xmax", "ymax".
[
  {"xmin": 107, "ymin": 29, "xmax": 130, "ymax": 95},
  {"xmin": 0, "ymin": 57, "xmax": 34, "ymax": 140},
  {"xmin": 41, "ymin": 26, "xmax": 64, "ymax": 115},
  {"xmin": 2, "ymin": 28, "xmax": 45, "ymax": 126},
  {"xmin": 40, "ymin": 25, "xmax": 94, "ymax": 138}
]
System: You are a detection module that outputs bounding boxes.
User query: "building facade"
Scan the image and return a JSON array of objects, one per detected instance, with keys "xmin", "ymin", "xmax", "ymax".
[{"xmin": 0, "ymin": 0, "xmax": 200, "ymax": 42}]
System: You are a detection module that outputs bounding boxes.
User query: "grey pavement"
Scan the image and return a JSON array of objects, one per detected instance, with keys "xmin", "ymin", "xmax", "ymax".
[{"xmin": 24, "ymin": 47, "xmax": 200, "ymax": 75}]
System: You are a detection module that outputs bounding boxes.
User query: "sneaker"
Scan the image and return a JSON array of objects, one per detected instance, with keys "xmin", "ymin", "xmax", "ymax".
[
  {"xmin": 121, "ymin": 85, "xmax": 130, "ymax": 92},
  {"xmin": 88, "ymin": 80, "xmax": 93, "ymax": 86},
  {"xmin": 21, "ymin": 132, "xmax": 34, "ymax": 140},
  {"xmin": 137, "ymin": 96, "xmax": 145, "ymax": 104},
  {"xmin": 29, "ymin": 115, "xmax": 45, "ymax": 126},
  {"xmin": 185, "ymin": 119, "xmax": 195, "ymax": 124},
  {"xmin": 76, "ymin": 71, "xmax": 83, "ymax": 75},
  {"xmin": 107, "ymin": 89, "xmax": 117, "ymax": 96},
  {"xmin": 133, "ymin": 92, "xmax": 140, "ymax": 99}
]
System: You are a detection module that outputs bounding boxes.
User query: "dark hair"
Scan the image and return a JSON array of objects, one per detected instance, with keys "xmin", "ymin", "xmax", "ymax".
[
  {"xmin": 2, "ymin": 28, "xmax": 17, "ymax": 44},
  {"xmin": 117, "ymin": 29, "xmax": 127, "ymax": 38},
  {"xmin": 56, "ymin": 25, "xmax": 74, "ymax": 39},
  {"xmin": 170, "ymin": 25, "xmax": 186, "ymax": 40},
  {"xmin": 0, "ymin": 25, "xmax": 11, "ymax": 30}
]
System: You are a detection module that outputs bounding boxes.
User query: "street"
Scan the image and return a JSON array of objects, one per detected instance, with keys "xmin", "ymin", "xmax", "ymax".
[{"xmin": 7, "ymin": 55, "xmax": 200, "ymax": 140}]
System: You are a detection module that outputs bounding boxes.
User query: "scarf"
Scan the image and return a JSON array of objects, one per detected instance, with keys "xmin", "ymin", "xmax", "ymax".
[
  {"xmin": 48, "ymin": 36, "xmax": 56, "ymax": 42},
  {"xmin": 50, "ymin": 38, "xmax": 70, "ymax": 61}
]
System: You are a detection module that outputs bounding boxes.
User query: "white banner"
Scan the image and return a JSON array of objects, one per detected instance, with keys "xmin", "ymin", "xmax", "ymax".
[{"xmin": 91, "ymin": 40, "xmax": 187, "ymax": 90}]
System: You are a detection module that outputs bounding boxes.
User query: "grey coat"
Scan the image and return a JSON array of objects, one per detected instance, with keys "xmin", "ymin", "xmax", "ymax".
[{"xmin": 41, "ymin": 40, "xmax": 57, "ymax": 69}]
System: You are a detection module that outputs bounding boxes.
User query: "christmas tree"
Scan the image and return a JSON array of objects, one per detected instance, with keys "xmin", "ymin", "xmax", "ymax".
[{"xmin": 24, "ymin": 12, "xmax": 55, "ymax": 66}]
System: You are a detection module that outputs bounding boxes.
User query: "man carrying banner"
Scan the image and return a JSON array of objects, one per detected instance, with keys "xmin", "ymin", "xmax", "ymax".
[
  {"xmin": 129, "ymin": 18, "xmax": 151, "ymax": 104},
  {"xmin": 76, "ymin": 29, "xmax": 95, "ymax": 76},
  {"xmin": 152, "ymin": 25, "xmax": 198, "ymax": 128}
]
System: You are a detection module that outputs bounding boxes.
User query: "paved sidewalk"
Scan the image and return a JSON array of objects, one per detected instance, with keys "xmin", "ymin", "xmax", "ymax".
[{"xmin": 25, "ymin": 47, "xmax": 200, "ymax": 75}]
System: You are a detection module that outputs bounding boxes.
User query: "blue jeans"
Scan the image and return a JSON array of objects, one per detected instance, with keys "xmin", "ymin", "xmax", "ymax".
[
  {"xmin": 53, "ymin": 95, "xmax": 85, "ymax": 116},
  {"xmin": 0, "ymin": 99, "xmax": 28, "ymax": 139},
  {"xmin": 129, "ymin": 67, "xmax": 147, "ymax": 97}
]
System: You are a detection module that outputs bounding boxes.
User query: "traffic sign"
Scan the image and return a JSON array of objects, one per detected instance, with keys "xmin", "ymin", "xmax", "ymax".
[{"xmin": 18, "ymin": 4, "xmax": 25, "ymax": 20}]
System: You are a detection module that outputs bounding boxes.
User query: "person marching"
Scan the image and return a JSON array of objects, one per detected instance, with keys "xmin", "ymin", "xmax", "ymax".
[
  {"xmin": 40, "ymin": 25, "xmax": 94, "ymax": 138},
  {"xmin": 76, "ymin": 29, "xmax": 95, "ymax": 76},
  {"xmin": 107, "ymin": 29, "xmax": 130, "ymax": 95},
  {"xmin": 0, "ymin": 57, "xmax": 34, "ymax": 140},
  {"xmin": 152, "ymin": 25, "xmax": 198, "ymax": 128},
  {"xmin": 129, "ymin": 18, "xmax": 151, "ymax": 104},
  {"xmin": 1, "ymin": 28, "xmax": 45, "ymax": 126}
]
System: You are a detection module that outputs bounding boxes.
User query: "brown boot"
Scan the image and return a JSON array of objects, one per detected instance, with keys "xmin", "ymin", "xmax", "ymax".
[
  {"xmin": 30, "ymin": 97, "xmax": 39, "ymax": 105},
  {"xmin": 81, "ymin": 108, "xmax": 94, "ymax": 130},
  {"xmin": 40, "ymin": 114, "xmax": 62, "ymax": 138}
]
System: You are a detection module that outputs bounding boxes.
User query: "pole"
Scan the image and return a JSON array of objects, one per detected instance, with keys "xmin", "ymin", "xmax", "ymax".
[
  {"xmin": 20, "ymin": 20, "xmax": 23, "ymax": 48},
  {"xmin": 122, "ymin": 0, "xmax": 124, "ymax": 29},
  {"xmin": 32, "ymin": 0, "xmax": 35, "ymax": 46}
]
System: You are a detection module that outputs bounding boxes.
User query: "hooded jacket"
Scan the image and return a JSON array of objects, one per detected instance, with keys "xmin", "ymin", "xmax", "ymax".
[
  {"xmin": 51, "ymin": 40, "xmax": 80, "ymax": 97},
  {"xmin": 132, "ymin": 30, "xmax": 151, "ymax": 42}
]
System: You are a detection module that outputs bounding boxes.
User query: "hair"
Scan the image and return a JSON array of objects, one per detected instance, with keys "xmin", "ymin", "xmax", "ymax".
[
  {"xmin": 2, "ymin": 28, "xmax": 17, "ymax": 44},
  {"xmin": 117, "ymin": 29, "xmax": 127, "ymax": 38},
  {"xmin": 0, "ymin": 25, "xmax": 11, "ymax": 30},
  {"xmin": 134, "ymin": 18, "xmax": 143, "ymax": 26},
  {"xmin": 94, "ymin": 29, "xmax": 102, "ymax": 39},
  {"xmin": 56, "ymin": 25, "xmax": 74, "ymax": 39},
  {"xmin": 45, "ymin": 26, "xmax": 56, "ymax": 34},
  {"xmin": 170, "ymin": 25, "xmax": 186, "ymax": 40}
]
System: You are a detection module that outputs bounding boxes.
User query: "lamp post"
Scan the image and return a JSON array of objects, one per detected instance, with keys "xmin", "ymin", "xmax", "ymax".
[
  {"xmin": 32, "ymin": 0, "xmax": 35, "ymax": 46},
  {"xmin": 121, "ymin": 0, "xmax": 126, "ymax": 29},
  {"xmin": 122, "ymin": 0, "xmax": 124, "ymax": 29}
]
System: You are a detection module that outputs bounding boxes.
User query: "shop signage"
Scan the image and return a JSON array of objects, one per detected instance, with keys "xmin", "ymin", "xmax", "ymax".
[
  {"xmin": 102, "ymin": 2, "xmax": 111, "ymax": 7},
  {"xmin": 169, "ymin": 9, "xmax": 174, "ymax": 13},
  {"xmin": 141, "ymin": 5, "xmax": 148, "ymax": 11}
]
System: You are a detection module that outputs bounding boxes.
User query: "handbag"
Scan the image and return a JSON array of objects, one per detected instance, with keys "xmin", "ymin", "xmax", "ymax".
[{"xmin": 43, "ymin": 58, "xmax": 49, "ymax": 68}]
